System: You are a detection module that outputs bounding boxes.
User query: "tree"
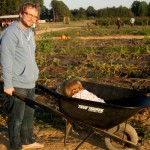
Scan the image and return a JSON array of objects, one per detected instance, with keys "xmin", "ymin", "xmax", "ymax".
[
  {"xmin": 51, "ymin": 0, "xmax": 57, "ymax": 22},
  {"xmin": 51, "ymin": 0, "xmax": 71, "ymax": 22},
  {"xmin": 77, "ymin": 7, "xmax": 87, "ymax": 19},
  {"xmin": 71, "ymin": 9, "xmax": 79, "ymax": 17},
  {"xmin": 97, "ymin": 6, "xmax": 133, "ymax": 18},
  {"xmin": 0, "ymin": 0, "xmax": 44, "ymax": 16},
  {"xmin": 71, "ymin": 8, "xmax": 87, "ymax": 19},
  {"xmin": 131, "ymin": 1, "xmax": 148, "ymax": 16},
  {"xmin": 86, "ymin": 6, "xmax": 97, "ymax": 18},
  {"xmin": 148, "ymin": 3, "xmax": 150, "ymax": 17},
  {"xmin": 131, "ymin": 1, "xmax": 141, "ymax": 16},
  {"xmin": 0, "ymin": 0, "xmax": 7, "ymax": 15},
  {"xmin": 138, "ymin": 1, "xmax": 148, "ymax": 16}
]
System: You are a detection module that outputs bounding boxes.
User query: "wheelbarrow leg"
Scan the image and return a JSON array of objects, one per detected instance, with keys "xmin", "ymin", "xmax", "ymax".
[
  {"xmin": 74, "ymin": 131, "xmax": 94, "ymax": 150},
  {"xmin": 64, "ymin": 120, "xmax": 73, "ymax": 148}
]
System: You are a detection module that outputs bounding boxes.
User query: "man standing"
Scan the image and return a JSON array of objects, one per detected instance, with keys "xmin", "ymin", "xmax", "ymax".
[
  {"xmin": 116, "ymin": 18, "xmax": 121, "ymax": 29},
  {"xmin": 0, "ymin": 2, "xmax": 44, "ymax": 150}
]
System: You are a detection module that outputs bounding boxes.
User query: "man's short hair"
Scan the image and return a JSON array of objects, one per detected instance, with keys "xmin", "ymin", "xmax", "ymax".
[{"xmin": 19, "ymin": 2, "xmax": 40, "ymax": 15}]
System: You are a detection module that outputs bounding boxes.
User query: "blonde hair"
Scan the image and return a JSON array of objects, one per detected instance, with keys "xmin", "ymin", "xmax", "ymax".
[
  {"xmin": 64, "ymin": 78, "xmax": 83, "ymax": 97},
  {"xmin": 19, "ymin": 2, "xmax": 40, "ymax": 14}
]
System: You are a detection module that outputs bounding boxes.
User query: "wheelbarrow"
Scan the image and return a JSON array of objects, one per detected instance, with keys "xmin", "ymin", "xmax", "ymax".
[{"xmin": 1, "ymin": 81, "xmax": 150, "ymax": 150}]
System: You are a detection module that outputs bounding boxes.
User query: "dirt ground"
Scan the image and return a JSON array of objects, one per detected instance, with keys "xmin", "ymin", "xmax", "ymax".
[
  {"xmin": 0, "ymin": 27, "xmax": 150, "ymax": 150},
  {"xmin": 0, "ymin": 123, "xmax": 107, "ymax": 150},
  {"xmin": 35, "ymin": 27, "xmax": 150, "ymax": 40},
  {"xmin": 0, "ymin": 122, "xmax": 150, "ymax": 150}
]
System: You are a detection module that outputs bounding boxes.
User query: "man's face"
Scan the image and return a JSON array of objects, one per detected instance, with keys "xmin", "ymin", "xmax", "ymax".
[{"xmin": 19, "ymin": 7, "xmax": 38, "ymax": 29}]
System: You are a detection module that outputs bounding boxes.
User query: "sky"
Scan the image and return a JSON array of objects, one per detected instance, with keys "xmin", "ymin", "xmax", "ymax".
[{"xmin": 44, "ymin": 0, "xmax": 150, "ymax": 10}]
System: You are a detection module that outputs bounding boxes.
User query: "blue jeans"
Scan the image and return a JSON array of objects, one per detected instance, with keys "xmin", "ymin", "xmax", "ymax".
[{"xmin": 7, "ymin": 88, "xmax": 35, "ymax": 150}]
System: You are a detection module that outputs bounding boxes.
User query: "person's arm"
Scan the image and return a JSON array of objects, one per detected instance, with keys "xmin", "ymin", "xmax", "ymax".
[{"xmin": 1, "ymin": 29, "xmax": 17, "ymax": 95}]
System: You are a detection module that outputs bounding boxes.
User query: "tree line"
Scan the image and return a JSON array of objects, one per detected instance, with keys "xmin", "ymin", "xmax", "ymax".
[
  {"xmin": 0, "ymin": 0, "xmax": 45, "ymax": 15},
  {"xmin": 0, "ymin": 0, "xmax": 150, "ymax": 22},
  {"xmin": 43, "ymin": 0, "xmax": 150, "ymax": 21}
]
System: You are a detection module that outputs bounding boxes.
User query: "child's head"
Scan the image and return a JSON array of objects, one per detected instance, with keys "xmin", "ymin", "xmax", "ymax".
[{"xmin": 64, "ymin": 78, "xmax": 83, "ymax": 97}]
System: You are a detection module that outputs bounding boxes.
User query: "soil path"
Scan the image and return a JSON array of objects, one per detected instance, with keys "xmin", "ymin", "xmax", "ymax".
[
  {"xmin": 78, "ymin": 35, "xmax": 150, "ymax": 40},
  {"xmin": 36, "ymin": 27, "xmax": 150, "ymax": 40},
  {"xmin": 36, "ymin": 27, "xmax": 81, "ymax": 35}
]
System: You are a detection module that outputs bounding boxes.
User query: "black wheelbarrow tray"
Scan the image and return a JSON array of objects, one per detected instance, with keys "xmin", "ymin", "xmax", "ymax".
[{"xmin": 8, "ymin": 81, "xmax": 150, "ymax": 150}]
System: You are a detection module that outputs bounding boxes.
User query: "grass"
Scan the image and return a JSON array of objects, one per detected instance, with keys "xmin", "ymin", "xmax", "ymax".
[
  {"xmin": 36, "ymin": 21, "xmax": 150, "ymax": 38},
  {"xmin": 35, "ymin": 26, "xmax": 150, "ymax": 80}
]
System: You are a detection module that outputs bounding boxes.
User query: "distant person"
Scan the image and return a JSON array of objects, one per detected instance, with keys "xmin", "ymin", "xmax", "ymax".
[
  {"xmin": 130, "ymin": 17, "xmax": 135, "ymax": 27},
  {"xmin": 116, "ymin": 18, "xmax": 121, "ymax": 29},
  {"xmin": 57, "ymin": 78, "xmax": 105, "ymax": 103}
]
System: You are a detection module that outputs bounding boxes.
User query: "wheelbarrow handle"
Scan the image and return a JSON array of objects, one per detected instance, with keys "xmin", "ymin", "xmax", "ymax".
[
  {"xmin": 13, "ymin": 91, "xmax": 27, "ymax": 101},
  {"xmin": 36, "ymin": 84, "xmax": 58, "ymax": 97},
  {"xmin": 12, "ymin": 91, "xmax": 37, "ymax": 109},
  {"xmin": 12, "ymin": 90, "xmax": 70, "ymax": 120}
]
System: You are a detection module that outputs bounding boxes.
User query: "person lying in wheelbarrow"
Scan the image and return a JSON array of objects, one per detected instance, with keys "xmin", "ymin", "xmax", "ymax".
[{"xmin": 57, "ymin": 78, "xmax": 105, "ymax": 103}]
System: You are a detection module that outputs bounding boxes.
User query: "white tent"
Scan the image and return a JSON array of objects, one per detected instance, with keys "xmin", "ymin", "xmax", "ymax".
[{"xmin": 0, "ymin": 15, "xmax": 19, "ymax": 19}]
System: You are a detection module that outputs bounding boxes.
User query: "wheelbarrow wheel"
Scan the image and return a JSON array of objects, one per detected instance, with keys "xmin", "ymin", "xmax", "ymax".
[{"xmin": 105, "ymin": 123, "xmax": 138, "ymax": 150}]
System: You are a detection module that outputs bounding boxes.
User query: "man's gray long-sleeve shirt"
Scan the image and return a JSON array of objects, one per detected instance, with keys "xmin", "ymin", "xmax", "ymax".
[{"xmin": 0, "ymin": 21, "xmax": 39, "ymax": 89}]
